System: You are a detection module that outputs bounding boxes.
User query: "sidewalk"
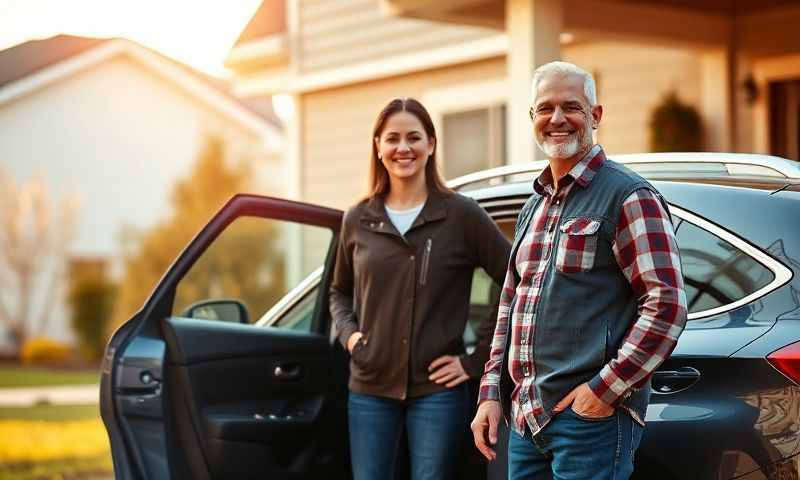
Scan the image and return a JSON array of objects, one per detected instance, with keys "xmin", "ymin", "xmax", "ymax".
[{"xmin": 0, "ymin": 384, "xmax": 99, "ymax": 406}]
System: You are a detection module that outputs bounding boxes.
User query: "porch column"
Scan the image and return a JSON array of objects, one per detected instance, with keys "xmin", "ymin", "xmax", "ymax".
[
  {"xmin": 506, "ymin": 0, "xmax": 562, "ymax": 164},
  {"xmin": 700, "ymin": 48, "xmax": 732, "ymax": 152}
]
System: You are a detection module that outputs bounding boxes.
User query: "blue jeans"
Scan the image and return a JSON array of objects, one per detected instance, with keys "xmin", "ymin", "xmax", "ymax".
[
  {"xmin": 508, "ymin": 407, "xmax": 644, "ymax": 480},
  {"xmin": 348, "ymin": 386, "xmax": 470, "ymax": 480}
]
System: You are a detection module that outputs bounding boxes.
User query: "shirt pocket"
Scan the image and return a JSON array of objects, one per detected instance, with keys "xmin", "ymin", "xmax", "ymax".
[{"xmin": 555, "ymin": 217, "xmax": 602, "ymax": 273}]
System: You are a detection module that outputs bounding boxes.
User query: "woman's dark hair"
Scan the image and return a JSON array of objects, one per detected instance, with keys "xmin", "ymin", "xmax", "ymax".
[{"xmin": 368, "ymin": 97, "xmax": 452, "ymax": 198}]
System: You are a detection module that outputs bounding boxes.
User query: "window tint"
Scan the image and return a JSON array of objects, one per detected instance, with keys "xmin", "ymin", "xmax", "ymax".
[{"xmin": 676, "ymin": 221, "xmax": 774, "ymax": 315}]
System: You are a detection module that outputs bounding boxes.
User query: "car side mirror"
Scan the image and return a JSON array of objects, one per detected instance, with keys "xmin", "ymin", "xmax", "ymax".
[{"xmin": 182, "ymin": 299, "xmax": 250, "ymax": 324}]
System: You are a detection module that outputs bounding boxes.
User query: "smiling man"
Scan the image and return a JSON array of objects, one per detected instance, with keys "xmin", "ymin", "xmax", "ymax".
[{"xmin": 470, "ymin": 61, "xmax": 688, "ymax": 479}]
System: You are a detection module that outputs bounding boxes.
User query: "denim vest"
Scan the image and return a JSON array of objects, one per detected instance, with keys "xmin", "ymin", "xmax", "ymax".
[{"xmin": 499, "ymin": 159, "xmax": 669, "ymax": 423}]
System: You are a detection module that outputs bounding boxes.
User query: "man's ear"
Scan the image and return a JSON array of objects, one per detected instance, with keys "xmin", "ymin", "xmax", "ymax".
[{"xmin": 591, "ymin": 105, "xmax": 603, "ymax": 129}]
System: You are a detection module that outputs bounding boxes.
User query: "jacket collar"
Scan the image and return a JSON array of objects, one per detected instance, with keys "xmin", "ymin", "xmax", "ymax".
[{"xmin": 361, "ymin": 191, "xmax": 448, "ymax": 234}]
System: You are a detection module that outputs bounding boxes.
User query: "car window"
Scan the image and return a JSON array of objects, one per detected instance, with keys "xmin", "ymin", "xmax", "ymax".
[
  {"xmin": 173, "ymin": 217, "xmax": 332, "ymax": 330},
  {"xmin": 676, "ymin": 220, "xmax": 775, "ymax": 315},
  {"xmin": 270, "ymin": 286, "xmax": 318, "ymax": 332},
  {"xmin": 464, "ymin": 218, "xmax": 513, "ymax": 350}
]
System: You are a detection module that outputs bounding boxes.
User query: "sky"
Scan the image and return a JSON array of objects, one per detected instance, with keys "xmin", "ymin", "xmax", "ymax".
[{"xmin": 0, "ymin": 0, "xmax": 263, "ymax": 77}]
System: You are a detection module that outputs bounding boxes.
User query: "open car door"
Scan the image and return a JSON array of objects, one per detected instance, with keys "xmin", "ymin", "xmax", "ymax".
[{"xmin": 99, "ymin": 194, "xmax": 348, "ymax": 480}]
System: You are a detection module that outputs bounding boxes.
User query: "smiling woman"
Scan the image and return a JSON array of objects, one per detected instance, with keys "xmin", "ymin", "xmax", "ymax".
[{"xmin": 329, "ymin": 97, "xmax": 511, "ymax": 480}]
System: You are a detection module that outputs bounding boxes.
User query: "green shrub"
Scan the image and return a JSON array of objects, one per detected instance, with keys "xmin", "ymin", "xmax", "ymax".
[
  {"xmin": 649, "ymin": 91, "xmax": 703, "ymax": 152},
  {"xmin": 20, "ymin": 338, "xmax": 72, "ymax": 366},
  {"xmin": 67, "ymin": 270, "xmax": 117, "ymax": 361}
]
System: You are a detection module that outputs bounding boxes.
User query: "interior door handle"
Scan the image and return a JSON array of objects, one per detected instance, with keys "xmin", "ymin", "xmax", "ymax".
[
  {"xmin": 273, "ymin": 363, "xmax": 302, "ymax": 380},
  {"xmin": 652, "ymin": 366, "xmax": 701, "ymax": 394}
]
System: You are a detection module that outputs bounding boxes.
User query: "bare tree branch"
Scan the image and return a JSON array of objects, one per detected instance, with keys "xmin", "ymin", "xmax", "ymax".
[{"xmin": 0, "ymin": 167, "xmax": 78, "ymax": 351}]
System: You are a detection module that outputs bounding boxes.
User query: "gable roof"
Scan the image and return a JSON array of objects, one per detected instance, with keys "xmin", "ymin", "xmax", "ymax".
[
  {"xmin": 0, "ymin": 35, "xmax": 107, "ymax": 88},
  {"xmin": 233, "ymin": 0, "xmax": 286, "ymax": 48},
  {"xmin": 0, "ymin": 34, "xmax": 281, "ymax": 134}
]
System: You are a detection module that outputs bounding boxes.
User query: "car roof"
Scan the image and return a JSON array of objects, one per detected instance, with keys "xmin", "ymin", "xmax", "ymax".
[
  {"xmin": 449, "ymin": 152, "xmax": 800, "ymax": 193},
  {"xmin": 464, "ymin": 178, "xmax": 800, "ymax": 254}
]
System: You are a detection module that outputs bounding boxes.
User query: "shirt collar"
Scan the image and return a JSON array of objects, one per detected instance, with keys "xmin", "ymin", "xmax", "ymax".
[{"xmin": 533, "ymin": 144, "xmax": 605, "ymax": 196}]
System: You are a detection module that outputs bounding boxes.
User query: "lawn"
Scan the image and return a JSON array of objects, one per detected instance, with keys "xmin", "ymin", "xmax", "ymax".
[
  {"xmin": 0, "ymin": 367, "xmax": 99, "ymax": 389},
  {"xmin": 0, "ymin": 404, "xmax": 112, "ymax": 480},
  {"xmin": 0, "ymin": 404, "xmax": 100, "ymax": 421}
]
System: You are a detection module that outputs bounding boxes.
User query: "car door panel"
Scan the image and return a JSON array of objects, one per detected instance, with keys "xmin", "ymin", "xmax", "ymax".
[
  {"xmin": 161, "ymin": 317, "xmax": 345, "ymax": 479},
  {"xmin": 101, "ymin": 195, "xmax": 346, "ymax": 480}
]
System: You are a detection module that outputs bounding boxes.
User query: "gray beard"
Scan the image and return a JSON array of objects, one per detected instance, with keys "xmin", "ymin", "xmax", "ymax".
[{"xmin": 536, "ymin": 135, "xmax": 580, "ymax": 159}]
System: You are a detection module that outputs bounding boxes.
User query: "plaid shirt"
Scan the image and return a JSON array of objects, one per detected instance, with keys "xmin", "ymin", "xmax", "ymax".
[{"xmin": 478, "ymin": 146, "xmax": 687, "ymax": 436}]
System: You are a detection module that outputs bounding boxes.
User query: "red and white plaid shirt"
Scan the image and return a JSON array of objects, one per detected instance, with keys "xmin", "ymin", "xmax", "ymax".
[{"xmin": 478, "ymin": 146, "xmax": 687, "ymax": 436}]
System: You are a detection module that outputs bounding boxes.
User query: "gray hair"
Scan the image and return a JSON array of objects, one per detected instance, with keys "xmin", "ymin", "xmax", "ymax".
[{"xmin": 531, "ymin": 61, "xmax": 597, "ymax": 107}]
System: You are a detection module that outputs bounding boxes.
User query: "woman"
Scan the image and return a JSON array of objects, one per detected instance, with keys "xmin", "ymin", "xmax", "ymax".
[{"xmin": 329, "ymin": 97, "xmax": 510, "ymax": 480}]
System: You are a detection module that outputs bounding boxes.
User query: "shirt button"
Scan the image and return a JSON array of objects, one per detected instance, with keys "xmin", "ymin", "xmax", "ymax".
[
  {"xmin": 402, "ymin": 338, "xmax": 407, "ymax": 344},
  {"xmin": 410, "ymin": 255, "xmax": 415, "ymax": 261}
]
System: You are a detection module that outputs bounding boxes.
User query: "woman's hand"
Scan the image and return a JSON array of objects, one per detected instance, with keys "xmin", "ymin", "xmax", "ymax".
[
  {"xmin": 346, "ymin": 332, "xmax": 363, "ymax": 353},
  {"xmin": 428, "ymin": 355, "xmax": 469, "ymax": 388}
]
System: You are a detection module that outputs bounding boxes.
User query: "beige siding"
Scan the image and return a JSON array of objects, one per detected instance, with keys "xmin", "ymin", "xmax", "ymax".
[
  {"xmin": 564, "ymin": 41, "xmax": 703, "ymax": 154},
  {"xmin": 301, "ymin": 57, "xmax": 505, "ymax": 208},
  {"xmin": 299, "ymin": 0, "xmax": 497, "ymax": 73}
]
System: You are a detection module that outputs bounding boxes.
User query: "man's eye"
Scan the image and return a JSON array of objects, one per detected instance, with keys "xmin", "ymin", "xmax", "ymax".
[
  {"xmin": 565, "ymin": 105, "xmax": 582, "ymax": 112},
  {"xmin": 538, "ymin": 106, "xmax": 554, "ymax": 113}
]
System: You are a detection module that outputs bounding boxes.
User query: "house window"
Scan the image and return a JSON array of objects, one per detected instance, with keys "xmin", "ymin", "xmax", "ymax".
[{"xmin": 441, "ymin": 104, "xmax": 506, "ymax": 179}]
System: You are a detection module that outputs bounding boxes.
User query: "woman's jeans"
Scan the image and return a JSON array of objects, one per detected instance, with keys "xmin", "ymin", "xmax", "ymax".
[
  {"xmin": 348, "ymin": 386, "xmax": 470, "ymax": 480},
  {"xmin": 508, "ymin": 407, "xmax": 644, "ymax": 480}
]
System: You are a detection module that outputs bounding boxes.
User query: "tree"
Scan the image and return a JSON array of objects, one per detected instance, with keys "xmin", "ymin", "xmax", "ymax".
[
  {"xmin": 0, "ymin": 168, "xmax": 78, "ymax": 352},
  {"xmin": 112, "ymin": 135, "xmax": 285, "ymax": 329}
]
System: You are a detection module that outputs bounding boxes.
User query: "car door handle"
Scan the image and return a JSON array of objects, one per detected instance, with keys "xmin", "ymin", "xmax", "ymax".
[
  {"xmin": 651, "ymin": 366, "xmax": 701, "ymax": 394},
  {"xmin": 273, "ymin": 363, "xmax": 302, "ymax": 380}
]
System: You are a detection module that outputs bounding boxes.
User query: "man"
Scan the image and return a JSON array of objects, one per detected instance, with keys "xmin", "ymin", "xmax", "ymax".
[{"xmin": 470, "ymin": 61, "xmax": 687, "ymax": 479}]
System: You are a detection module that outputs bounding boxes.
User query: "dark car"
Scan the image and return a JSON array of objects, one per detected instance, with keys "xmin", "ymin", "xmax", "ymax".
[{"xmin": 101, "ymin": 153, "xmax": 800, "ymax": 480}]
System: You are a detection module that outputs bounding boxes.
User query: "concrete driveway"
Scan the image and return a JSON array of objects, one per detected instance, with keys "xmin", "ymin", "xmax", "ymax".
[{"xmin": 0, "ymin": 384, "xmax": 99, "ymax": 406}]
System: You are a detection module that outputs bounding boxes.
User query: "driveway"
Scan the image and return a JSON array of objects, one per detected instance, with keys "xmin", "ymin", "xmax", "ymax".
[{"xmin": 0, "ymin": 384, "xmax": 99, "ymax": 406}]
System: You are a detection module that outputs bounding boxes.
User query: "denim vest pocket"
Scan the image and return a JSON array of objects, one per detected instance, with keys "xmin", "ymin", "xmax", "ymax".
[{"xmin": 556, "ymin": 217, "xmax": 601, "ymax": 273}]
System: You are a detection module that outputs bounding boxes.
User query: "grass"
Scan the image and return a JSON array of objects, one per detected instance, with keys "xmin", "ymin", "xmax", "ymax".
[
  {"xmin": 0, "ymin": 368, "xmax": 99, "ymax": 389},
  {"xmin": 0, "ymin": 404, "xmax": 100, "ymax": 421},
  {"xmin": 0, "ymin": 403, "xmax": 112, "ymax": 479},
  {"xmin": 0, "ymin": 454, "xmax": 112, "ymax": 480}
]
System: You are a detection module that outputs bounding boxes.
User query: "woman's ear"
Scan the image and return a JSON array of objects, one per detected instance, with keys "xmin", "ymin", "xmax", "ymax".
[
  {"xmin": 428, "ymin": 136, "xmax": 436, "ymax": 156},
  {"xmin": 374, "ymin": 136, "xmax": 381, "ymax": 158}
]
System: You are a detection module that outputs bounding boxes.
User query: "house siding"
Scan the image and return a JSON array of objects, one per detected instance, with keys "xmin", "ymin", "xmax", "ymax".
[
  {"xmin": 298, "ymin": 0, "xmax": 497, "ymax": 73},
  {"xmin": 563, "ymin": 41, "xmax": 703, "ymax": 155},
  {"xmin": 301, "ymin": 57, "xmax": 506, "ymax": 208}
]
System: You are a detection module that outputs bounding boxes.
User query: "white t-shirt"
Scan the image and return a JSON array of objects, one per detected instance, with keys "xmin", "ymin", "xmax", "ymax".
[{"xmin": 385, "ymin": 202, "xmax": 425, "ymax": 235}]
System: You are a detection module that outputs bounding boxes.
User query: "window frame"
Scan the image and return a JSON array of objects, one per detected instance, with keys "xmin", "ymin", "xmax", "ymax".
[
  {"xmin": 423, "ymin": 79, "xmax": 508, "ymax": 178},
  {"xmin": 669, "ymin": 205, "xmax": 793, "ymax": 320}
]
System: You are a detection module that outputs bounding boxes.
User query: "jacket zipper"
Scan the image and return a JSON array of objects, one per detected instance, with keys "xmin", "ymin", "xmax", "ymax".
[{"xmin": 419, "ymin": 238, "xmax": 432, "ymax": 286}]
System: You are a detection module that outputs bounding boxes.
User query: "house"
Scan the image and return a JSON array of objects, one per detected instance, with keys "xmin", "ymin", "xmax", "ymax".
[
  {"xmin": 0, "ymin": 35, "xmax": 284, "ymax": 348},
  {"xmin": 224, "ymin": 0, "xmax": 800, "ymax": 211}
]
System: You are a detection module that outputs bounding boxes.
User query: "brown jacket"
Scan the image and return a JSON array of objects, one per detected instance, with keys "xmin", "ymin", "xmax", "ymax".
[{"xmin": 329, "ymin": 191, "xmax": 510, "ymax": 400}]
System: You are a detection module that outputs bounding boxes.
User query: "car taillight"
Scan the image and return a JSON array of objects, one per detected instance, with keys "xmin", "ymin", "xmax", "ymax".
[{"xmin": 767, "ymin": 340, "xmax": 800, "ymax": 385}]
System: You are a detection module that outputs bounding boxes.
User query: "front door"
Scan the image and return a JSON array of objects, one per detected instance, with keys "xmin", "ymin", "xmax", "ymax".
[{"xmin": 769, "ymin": 78, "xmax": 800, "ymax": 161}]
